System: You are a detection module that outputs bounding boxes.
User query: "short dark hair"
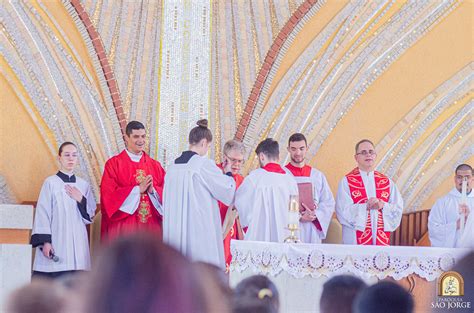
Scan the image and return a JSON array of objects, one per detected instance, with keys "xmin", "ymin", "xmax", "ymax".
[
  {"xmin": 355, "ymin": 139, "xmax": 375, "ymax": 154},
  {"xmin": 233, "ymin": 275, "xmax": 279, "ymax": 313},
  {"xmin": 189, "ymin": 119, "xmax": 212, "ymax": 145},
  {"xmin": 255, "ymin": 138, "xmax": 279, "ymax": 160},
  {"xmin": 320, "ymin": 275, "xmax": 367, "ymax": 313},
  {"xmin": 353, "ymin": 281, "xmax": 413, "ymax": 313},
  {"xmin": 125, "ymin": 121, "xmax": 145, "ymax": 136},
  {"xmin": 58, "ymin": 142, "xmax": 76, "ymax": 156},
  {"xmin": 288, "ymin": 133, "xmax": 307, "ymax": 146},
  {"xmin": 455, "ymin": 164, "xmax": 473, "ymax": 175}
]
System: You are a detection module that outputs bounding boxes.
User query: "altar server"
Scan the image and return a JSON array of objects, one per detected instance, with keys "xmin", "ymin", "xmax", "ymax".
[
  {"xmin": 163, "ymin": 119, "xmax": 235, "ymax": 268},
  {"xmin": 285, "ymin": 133, "xmax": 335, "ymax": 243},
  {"xmin": 428, "ymin": 164, "xmax": 473, "ymax": 248},
  {"xmin": 335, "ymin": 139, "xmax": 403, "ymax": 245},
  {"xmin": 31, "ymin": 142, "xmax": 96, "ymax": 278},
  {"xmin": 235, "ymin": 138, "xmax": 298, "ymax": 242}
]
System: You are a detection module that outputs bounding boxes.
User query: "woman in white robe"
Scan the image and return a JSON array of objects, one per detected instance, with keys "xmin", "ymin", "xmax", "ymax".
[
  {"xmin": 163, "ymin": 120, "xmax": 235, "ymax": 269},
  {"xmin": 31, "ymin": 142, "xmax": 96, "ymax": 278}
]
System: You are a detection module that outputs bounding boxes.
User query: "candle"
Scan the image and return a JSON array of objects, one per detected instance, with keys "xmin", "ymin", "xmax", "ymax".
[
  {"xmin": 460, "ymin": 178, "xmax": 467, "ymax": 233},
  {"xmin": 288, "ymin": 196, "xmax": 300, "ymax": 226}
]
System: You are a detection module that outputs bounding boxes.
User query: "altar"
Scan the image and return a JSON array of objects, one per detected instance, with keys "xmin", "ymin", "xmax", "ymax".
[{"xmin": 229, "ymin": 240, "xmax": 469, "ymax": 313}]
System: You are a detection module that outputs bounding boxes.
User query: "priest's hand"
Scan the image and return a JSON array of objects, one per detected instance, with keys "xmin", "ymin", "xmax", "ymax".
[
  {"xmin": 146, "ymin": 175, "xmax": 156, "ymax": 193},
  {"xmin": 223, "ymin": 158, "xmax": 232, "ymax": 174},
  {"xmin": 42, "ymin": 242, "xmax": 54, "ymax": 259},
  {"xmin": 65, "ymin": 185, "xmax": 84, "ymax": 202},
  {"xmin": 139, "ymin": 175, "xmax": 153, "ymax": 193}
]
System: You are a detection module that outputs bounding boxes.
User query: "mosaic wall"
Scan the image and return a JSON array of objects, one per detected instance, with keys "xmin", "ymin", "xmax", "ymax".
[{"xmin": 1, "ymin": 0, "xmax": 472, "ymax": 213}]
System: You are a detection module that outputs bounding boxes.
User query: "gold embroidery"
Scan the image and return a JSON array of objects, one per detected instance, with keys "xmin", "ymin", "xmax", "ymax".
[
  {"xmin": 138, "ymin": 195, "xmax": 151, "ymax": 223},
  {"xmin": 352, "ymin": 190, "xmax": 362, "ymax": 198},
  {"xmin": 135, "ymin": 169, "xmax": 147, "ymax": 184}
]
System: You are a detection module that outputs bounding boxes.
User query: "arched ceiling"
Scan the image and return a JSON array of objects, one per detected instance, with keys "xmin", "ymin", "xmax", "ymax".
[{"xmin": 1, "ymin": 0, "xmax": 472, "ymax": 212}]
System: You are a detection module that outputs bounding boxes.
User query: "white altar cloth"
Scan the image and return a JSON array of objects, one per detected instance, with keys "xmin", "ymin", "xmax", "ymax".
[{"xmin": 229, "ymin": 240, "xmax": 469, "ymax": 313}]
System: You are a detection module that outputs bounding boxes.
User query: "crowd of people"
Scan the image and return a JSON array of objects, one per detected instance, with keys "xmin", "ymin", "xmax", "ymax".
[{"xmin": 11, "ymin": 118, "xmax": 472, "ymax": 312}]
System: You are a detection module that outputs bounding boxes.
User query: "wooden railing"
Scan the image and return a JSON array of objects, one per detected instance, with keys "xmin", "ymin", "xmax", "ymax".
[{"xmin": 391, "ymin": 209, "xmax": 431, "ymax": 246}]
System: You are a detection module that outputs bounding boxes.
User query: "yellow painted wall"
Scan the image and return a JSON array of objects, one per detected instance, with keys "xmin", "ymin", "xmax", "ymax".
[
  {"xmin": 1, "ymin": 0, "xmax": 472, "ymax": 211},
  {"xmin": 0, "ymin": 74, "xmax": 57, "ymax": 202},
  {"xmin": 0, "ymin": 0, "xmax": 104, "ymax": 203},
  {"xmin": 279, "ymin": 1, "xmax": 473, "ymax": 211}
]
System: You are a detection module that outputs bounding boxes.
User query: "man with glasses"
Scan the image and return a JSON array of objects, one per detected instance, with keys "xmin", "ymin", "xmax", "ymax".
[
  {"xmin": 428, "ymin": 164, "xmax": 473, "ymax": 248},
  {"xmin": 218, "ymin": 140, "xmax": 245, "ymax": 270},
  {"xmin": 335, "ymin": 139, "xmax": 403, "ymax": 245},
  {"xmin": 285, "ymin": 133, "xmax": 335, "ymax": 243}
]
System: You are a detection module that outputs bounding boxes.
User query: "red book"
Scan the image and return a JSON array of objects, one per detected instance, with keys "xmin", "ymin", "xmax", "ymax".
[{"xmin": 297, "ymin": 182, "xmax": 314, "ymax": 213}]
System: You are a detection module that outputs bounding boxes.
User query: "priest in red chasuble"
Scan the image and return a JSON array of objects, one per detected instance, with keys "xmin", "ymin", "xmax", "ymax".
[
  {"xmin": 218, "ymin": 140, "xmax": 245, "ymax": 270},
  {"xmin": 100, "ymin": 121, "xmax": 165, "ymax": 242},
  {"xmin": 335, "ymin": 139, "xmax": 403, "ymax": 245}
]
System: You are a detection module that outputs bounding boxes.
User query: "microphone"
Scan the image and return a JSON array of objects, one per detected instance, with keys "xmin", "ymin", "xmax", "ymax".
[
  {"xmin": 40, "ymin": 247, "xmax": 60, "ymax": 262},
  {"xmin": 49, "ymin": 251, "xmax": 60, "ymax": 262}
]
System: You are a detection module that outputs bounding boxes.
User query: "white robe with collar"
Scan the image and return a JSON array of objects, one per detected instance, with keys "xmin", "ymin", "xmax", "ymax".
[
  {"xmin": 428, "ymin": 188, "xmax": 474, "ymax": 248},
  {"xmin": 335, "ymin": 169, "xmax": 404, "ymax": 245},
  {"xmin": 284, "ymin": 167, "xmax": 335, "ymax": 243},
  {"xmin": 32, "ymin": 174, "xmax": 96, "ymax": 272},
  {"xmin": 163, "ymin": 154, "xmax": 236, "ymax": 269},
  {"xmin": 235, "ymin": 168, "xmax": 299, "ymax": 243}
]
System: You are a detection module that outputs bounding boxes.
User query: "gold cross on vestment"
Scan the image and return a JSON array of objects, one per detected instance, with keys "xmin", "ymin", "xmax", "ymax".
[
  {"xmin": 138, "ymin": 198, "xmax": 151, "ymax": 223},
  {"xmin": 135, "ymin": 169, "xmax": 147, "ymax": 184}
]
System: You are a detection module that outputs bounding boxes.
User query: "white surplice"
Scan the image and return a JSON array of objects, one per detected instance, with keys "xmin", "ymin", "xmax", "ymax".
[
  {"xmin": 163, "ymin": 154, "xmax": 236, "ymax": 269},
  {"xmin": 335, "ymin": 170, "xmax": 403, "ymax": 245},
  {"xmin": 285, "ymin": 167, "xmax": 335, "ymax": 243},
  {"xmin": 428, "ymin": 188, "xmax": 474, "ymax": 248},
  {"xmin": 32, "ymin": 174, "xmax": 96, "ymax": 272},
  {"xmin": 235, "ymin": 168, "xmax": 299, "ymax": 242}
]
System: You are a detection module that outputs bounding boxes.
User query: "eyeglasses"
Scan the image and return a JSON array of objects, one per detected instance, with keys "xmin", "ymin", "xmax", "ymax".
[
  {"xmin": 356, "ymin": 150, "xmax": 376, "ymax": 156},
  {"xmin": 225, "ymin": 154, "xmax": 244, "ymax": 165}
]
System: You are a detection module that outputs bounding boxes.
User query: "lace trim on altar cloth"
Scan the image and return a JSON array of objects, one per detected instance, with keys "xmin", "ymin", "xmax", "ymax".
[{"xmin": 230, "ymin": 241, "xmax": 468, "ymax": 281}]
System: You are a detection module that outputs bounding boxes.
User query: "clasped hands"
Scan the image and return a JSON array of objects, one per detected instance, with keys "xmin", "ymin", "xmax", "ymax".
[
  {"xmin": 139, "ymin": 175, "xmax": 155, "ymax": 194},
  {"xmin": 366, "ymin": 197, "xmax": 384, "ymax": 211}
]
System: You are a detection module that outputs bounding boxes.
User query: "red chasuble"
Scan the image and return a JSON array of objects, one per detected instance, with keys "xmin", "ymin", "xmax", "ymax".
[
  {"xmin": 100, "ymin": 150, "xmax": 165, "ymax": 242},
  {"xmin": 217, "ymin": 163, "xmax": 244, "ymax": 271},
  {"xmin": 345, "ymin": 168, "xmax": 391, "ymax": 246},
  {"xmin": 285, "ymin": 163, "xmax": 322, "ymax": 231}
]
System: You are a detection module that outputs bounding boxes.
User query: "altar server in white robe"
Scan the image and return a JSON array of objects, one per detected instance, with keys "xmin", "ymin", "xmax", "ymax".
[
  {"xmin": 31, "ymin": 142, "xmax": 96, "ymax": 278},
  {"xmin": 284, "ymin": 133, "xmax": 335, "ymax": 243},
  {"xmin": 429, "ymin": 164, "xmax": 473, "ymax": 248},
  {"xmin": 235, "ymin": 138, "xmax": 299, "ymax": 242},
  {"xmin": 163, "ymin": 120, "xmax": 235, "ymax": 269},
  {"xmin": 336, "ymin": 139, "xmax": 403, "ymax": 245}
]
